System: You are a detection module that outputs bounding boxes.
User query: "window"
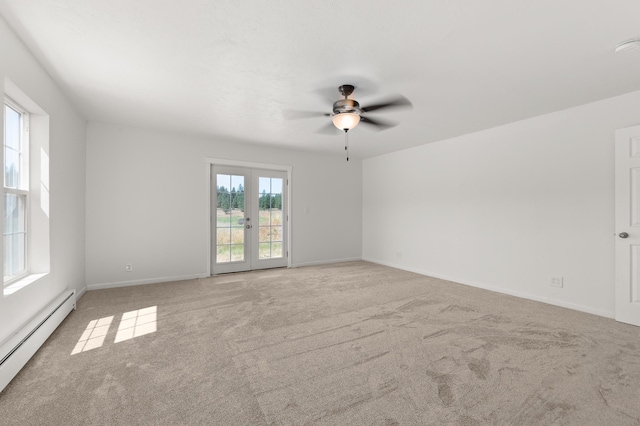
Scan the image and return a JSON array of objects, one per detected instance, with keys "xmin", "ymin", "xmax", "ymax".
[{"xmin": 4, "ymin": 98, "xmax": 29, "ymax": 284}]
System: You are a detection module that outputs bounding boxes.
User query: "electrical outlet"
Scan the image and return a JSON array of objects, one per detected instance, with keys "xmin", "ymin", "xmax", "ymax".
[
  {"xmin": 125, "ymin": 264, "xmax": 133, "ymax": 272},
  {"xmin": 549, "ymin": 276, "xmax": 563, "ymax": 288}
]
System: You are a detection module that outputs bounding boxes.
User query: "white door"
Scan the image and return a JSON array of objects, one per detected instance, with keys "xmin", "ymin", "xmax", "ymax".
[
  {"xmin": 615, "ymin": 125, "xmax": 640, "ymax": 326},
  {"xmin": 212, "ymin": 166, "xmax": 288, "ymax": 274}
]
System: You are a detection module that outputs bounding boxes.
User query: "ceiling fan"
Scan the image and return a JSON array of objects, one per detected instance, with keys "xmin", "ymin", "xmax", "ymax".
[
  {"xmin": 286, "ymin": 84, "xmax": 413, "ymax": 160},
  {"xmin": 325, "ymin": 84, "xmax": 412, "ymax": 132}
]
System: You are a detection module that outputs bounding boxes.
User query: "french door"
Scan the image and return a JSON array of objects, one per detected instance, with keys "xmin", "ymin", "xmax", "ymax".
[
  {"xmin": 615, "ymin": 125, "xmax": 640, "ymax": 326},
  {"xmin": 212, "ymin": 165, "xmax": 288, "ymax": 274}
]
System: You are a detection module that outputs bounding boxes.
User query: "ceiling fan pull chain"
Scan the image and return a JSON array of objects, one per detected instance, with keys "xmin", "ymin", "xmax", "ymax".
[{"xmin": 344, "ymin": 129, "xmax": 349, "ymax": 161}]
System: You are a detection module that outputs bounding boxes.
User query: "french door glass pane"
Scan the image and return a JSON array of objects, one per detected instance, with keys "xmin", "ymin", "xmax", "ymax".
[
  {"xmin": 216, "ymin": 228, "xmax": 230, "ymax": 245},
  {"xmin": 216, "ymin": 245, "xmax": 230, "ymax": 263},
  {"xmin": 216, "ymin": 174, "xmax": 245, "ymax": 263},
  {"xmin": 258, "ymin": 177, "xmax": 283, "ymax": 260},
  {"xmin": 271, "ymin": 242, "xmax": 283, "ymax": 258},
  {"xmin": 259, "ymin": 242, "xmax": 271, "ymax": 259}
]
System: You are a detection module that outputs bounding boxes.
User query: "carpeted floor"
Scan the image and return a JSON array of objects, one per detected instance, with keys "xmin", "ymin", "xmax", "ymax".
[{"xmin": 1, "ymin": 261, "xmax": 640, "ymax": 425}]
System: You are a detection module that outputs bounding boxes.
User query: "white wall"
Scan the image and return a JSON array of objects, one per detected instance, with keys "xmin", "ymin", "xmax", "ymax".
[
  {"xmin": 85, "ymin": 123, "xmax": 362, "ymax": 288},
  {"xmin": 364, "ymin": 90, "xmax": 640, "ymax": 318},
  {"xmin": 0, "ymin": 17, "xmax": 86, "ymax": 344}
]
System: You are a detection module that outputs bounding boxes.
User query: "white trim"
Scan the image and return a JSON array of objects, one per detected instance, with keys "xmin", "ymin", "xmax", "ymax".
[
  {"xmin": 0, "ymin": 290, "xmax": 75, "ymax": 392},
  {"xmin": 4, "ymin": 78, "xmax": 46, "ymax": 115},
  {"xmin": 4, "ymin": 96, "xmax": 27, "ymax": 115},
  {"xmin": 362, "ymin": 257, "xmax": 615, "ymax": 319},
  {"xmin": 4, "ymin": 97, "xmax": 30, "ymax": 285},
  {"xmin": 205, "ymin": 163, "xmax": 212, "ymax": 275},
  {"xmin": 76, "ymin": 286, "xmax": 87, "ymax": 301},
  {"xmin": 205, "ymin": 157, "xmax": 293, "ymax": 274},
  {"xmin": 291, "ymin": 257, "xmax": 362, "ymax": 268},
  {"xmin": 205, "ymin": 157, "xmax": 291, "ymax": 172},
  {"xmin": 3, "ymin": 273, "xmax": 47, "ymax": 295},
  {"xmin": 86, "ymin": 273, "xmax": 208, "ymax": 291}
]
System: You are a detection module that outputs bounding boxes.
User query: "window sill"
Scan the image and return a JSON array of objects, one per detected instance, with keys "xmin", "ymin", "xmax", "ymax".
[{"xmin": 4, "ymin": 273, "xmax": 48, "ymax": 296}]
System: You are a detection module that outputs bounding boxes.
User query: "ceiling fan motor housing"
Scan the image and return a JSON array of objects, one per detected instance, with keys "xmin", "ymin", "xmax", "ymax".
[{"xmin": 332, "ymin": 99, "xmax": 361, "ymax": 115}]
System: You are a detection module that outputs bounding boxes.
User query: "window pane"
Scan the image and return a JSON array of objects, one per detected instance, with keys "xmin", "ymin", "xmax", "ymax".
[
  {"xmin": 4, "ymin": 105, "xmax": 21, "ymax": 151},
  {"xmin": 4, "ymin": 233, "xmax": 25, "ymax": 278},
  {"xmin": 4, "ymin": 105, "xmax": 21, "ymax": 189},
  {"xmin": 4, "ymin": 193, "xmax": 27, "ymax": 280},
  {"xmin": 4, "ymin": 147, "xmax": 20, "ymax": 189},
  {"xmin": 4, "ymin": 193, "xmax": 25, "ymax": 233}
]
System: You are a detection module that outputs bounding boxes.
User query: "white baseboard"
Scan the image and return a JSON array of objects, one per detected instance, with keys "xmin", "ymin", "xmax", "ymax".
[
  {"xmin": 291, "ymin": 257, "xmax": 362, "ymax": 268},
  {"xmin": 76, "ymin": 286, "xmax": 87, "ymax": 300},
  {"xmin": 363, "ymin": 257, "xmax": 615, "ymax": 319},
  {"xmin": 87, "ymin": 273, "xmax": 209, "ymax": 291},
  {"xmin": 1, "ymin": 290, "xmax": 76, "ymax": 392}
]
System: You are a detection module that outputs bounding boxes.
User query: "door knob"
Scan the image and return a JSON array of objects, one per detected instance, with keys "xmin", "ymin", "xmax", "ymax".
[{"xmin": 619, "ymin": 232, "xmax": 629, "ymax": 239}]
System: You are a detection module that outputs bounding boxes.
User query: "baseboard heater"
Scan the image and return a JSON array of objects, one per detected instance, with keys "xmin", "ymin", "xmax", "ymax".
[{"xmin": 0, "ymin": 290, "xmax": 76, "ymax": 393}]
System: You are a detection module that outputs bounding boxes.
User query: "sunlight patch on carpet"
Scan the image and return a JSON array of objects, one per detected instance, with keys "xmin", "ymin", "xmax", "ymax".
[
  {"xmin": 70, "ymin": 316, "xmax": 114, "ymax": 355},
  {"xmin": 114, "ymin": 306, "xmax": 157, "ymax": 343}
]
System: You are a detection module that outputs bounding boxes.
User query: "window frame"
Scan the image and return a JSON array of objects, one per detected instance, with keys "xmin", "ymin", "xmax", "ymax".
[{"xmin": 4, "ymin": 96, "xmax": 30, "ymax": 286}]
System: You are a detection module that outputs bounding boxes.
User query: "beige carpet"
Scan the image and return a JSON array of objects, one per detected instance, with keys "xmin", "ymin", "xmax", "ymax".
[{"xmin": 1, "ymin": 261, "xmax": 640, "ymax": 425}]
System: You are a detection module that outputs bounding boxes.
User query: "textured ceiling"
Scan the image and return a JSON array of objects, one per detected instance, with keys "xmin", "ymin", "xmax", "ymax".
[{"xmin": 2, "ymin": 0, "xmax": 640, "ymax": 159}]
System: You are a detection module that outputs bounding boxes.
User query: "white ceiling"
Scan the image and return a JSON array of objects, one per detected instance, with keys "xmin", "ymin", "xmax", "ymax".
[{"xmin": 2, "ymin": 0, "xmax": 640, "ymax": 159}]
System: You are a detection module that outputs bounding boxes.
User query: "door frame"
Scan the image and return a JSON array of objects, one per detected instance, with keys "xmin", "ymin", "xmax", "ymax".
[
  {"xmin": 615, "ymin": 125, "xmax": 640, "ymax": 326},
  {"xmin": 205, "ymin": 158, "xmax": 292, "ymax": 275}
]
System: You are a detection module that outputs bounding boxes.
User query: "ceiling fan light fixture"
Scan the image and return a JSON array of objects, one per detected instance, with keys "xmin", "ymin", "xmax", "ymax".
[{"xmin": 332, "ymin": 112, "xmax": 360, "ymax": 131}]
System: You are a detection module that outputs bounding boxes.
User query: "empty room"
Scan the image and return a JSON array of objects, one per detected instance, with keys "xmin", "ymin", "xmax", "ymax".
[{"xmin": 1, "ymin": 1, "xmax": 640, "ymax": 424}]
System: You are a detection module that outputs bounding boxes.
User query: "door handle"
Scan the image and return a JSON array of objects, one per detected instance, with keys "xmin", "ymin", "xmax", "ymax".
[{"xmin": 619, "ymin": 232, "xmax": 629, "ymax": 239}]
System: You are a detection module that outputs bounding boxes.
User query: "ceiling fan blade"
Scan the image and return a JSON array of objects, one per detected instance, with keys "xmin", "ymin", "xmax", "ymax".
[
  {"xmin": 361, "ymin": 95, "xmax": 412, "ymax": 113},
  {"xmin": 283, "ymin": 109, "xmax": 331, "ymax": 120},
  {"xmin": 359, "ymin": 116, "xmax": 397, "ymax": 131},
  {"xmin": 315, "ymin": 122, "xmax": 341, "ymax": 135}
]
